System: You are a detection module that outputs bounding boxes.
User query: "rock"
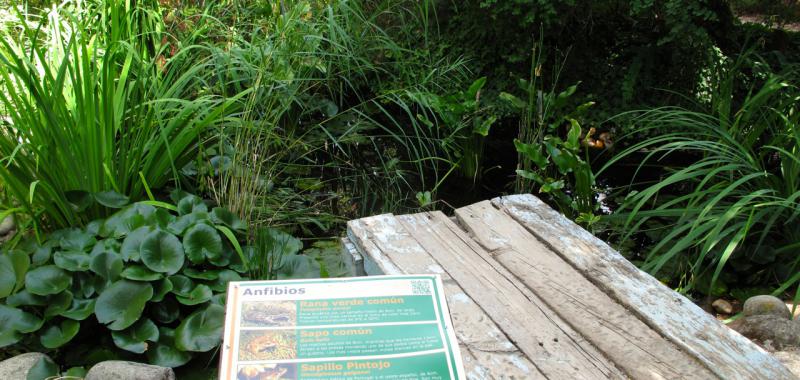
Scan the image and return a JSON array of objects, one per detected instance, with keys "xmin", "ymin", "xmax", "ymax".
[
  {"xmin": 773, "ymin": 348, "xmax": 800, "ymax": 378},
  {"xmin": 0, "ymin": 353, "xmax": 52, "ymax": 380},
  {"xmin": 744, "ymin": 295, "xmax": 792, "ymax": 319},
  {"xmin": 712, "ymin": 298, "xmax": 733, "ymax": 314},
  {"xmin": 85, "ymin": 361, "xmax": 176, "ymax": 380},
  {"xmin": 0, "ymin": 215, "xmax": 14, "ymax": 235},
  {"xmin": 733, "ymin": 315, "xmax": 800, "ymax": 350}
]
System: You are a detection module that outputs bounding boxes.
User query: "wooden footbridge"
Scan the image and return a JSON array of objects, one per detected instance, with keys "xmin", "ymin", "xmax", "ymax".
[{"xmin": 342, "ymin": 194, "xmax": 795, "ymax": 379}]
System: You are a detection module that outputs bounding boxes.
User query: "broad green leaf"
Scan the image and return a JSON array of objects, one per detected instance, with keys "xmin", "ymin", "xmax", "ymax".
[
  {"xmin": 91, "ymin": 239, "xmax": 121, "ymax": 256},
  {"xmin": 65, "ymin": 367, "xmax": 88, "ymax": 377},
  {"xmin": 169, "ymin": 275, "xmax": 194, "ymax": 297},
  {"xmin": 183, "ymin": 268, "xmax": 219, "ymax": 280},
  {"xmin": 112, "ymin": 318, "xmax": 159, "ymax": 353},
  {"xmin": 60, "ymin": 298, "xmax": 96, "ymax": 321},
  {"xmin": 147, "ymin": 327, "xmax": 192, "ymax": 367},
  {"xmin": 121, "ymin": 226, "xmax": 154, "ymax": 262},
  {"xmin": 210, "ymin": 208, "xmax": 246, "ymax": 231},
  {"xmin": 44, "ymin": 290, "xmax": 73, "ymax": 317},
  {"xmin": 0, "ymin": 250, "xmax": 28, "ymax": 297},
  {"xmin": 26, "ymin": 356, "xmax": 58, "ymax": 380},
  {"xmin": 121, "ymin": 265, "xmax": 162, "ymax": 281},
  {"xmin": 175, "ymin": 284, "xmax": 212, "ymax": 306},
  {"xmin": 101, "ymin": 204, "xmax": 156, "ymax": 238},
  {"xmin": 151, "ymin": 278, "xmax": 173, "ymax": 303},
  {"xmin": 183, "ymin": 224, "xmax": 222, "ymax": 264},
  {"xmin": 207, "ymin": 270, "xmax": 241, "ymax": 292},
  {"xmin": 177, "ymin": 195, "xmax": 207, "ymax": 216},
  {"xmin": 175, "ymin": 304, "xmax": 225, "ymax": 352},
  {"xmin": 59, "ymin": 228, "xmax": 97, "ymax": 251},
  {"xmin": 95, "ymin": 191, "xmax": 130, "ymax": 208},
  {"xmin": 0, "ymin": 329, "xmax": 22, "ymax": 347},
  {"xmin": 25, "ymin": 266, "xmax": 71, "ymax": 295},
  {"xmin": 31, "ymin": 246, "xmax": 52, "ymax": 266},
  {"xmin": 566, "ymin": 119, "xmax": 582, "ymax": 150},
  {"xmin": 40, "ymin": 319, "xmax": 80, "ymax": 348},
  {"xmin": 275, "ymin": 254, "xmax": 321, "ymax": 280},
  {"xmin": 167, "ymin": 212, "xmax": 211, "ymax": 236},
  {"xmin": 53, "ymin": 251, "xmax": 91, "ymax": 271},
  {"xmin": 514, "ymin": 139, "xmax": 547, "ymax": 169},
  {"xmin": 90, "ymin": 251, "xmax": 123, "ymax": 281},
  {"xmin": 150, "ymin": 297, "xmax": 180, "ymax": 324},
  {"xmin": 0, "ymin": 304, "xmax": 42, "ymax": 333},
  {"xmin": 6, "ymin": 290, "xmax": 48, "ymax": 307},
  {"xmin": 65, "ymin": 190, "xmax": 93, "ymax": 212},
  {"xmin": 140, "ymin": 231, "xmax": 185, "ymax": 275},
  {"xmin": 86, "ymin": 220, "xmax": 104, "ymax": 236},
  {"xmin": 95, "ymin": 280, "xmax": 153, "ymax": 330}
]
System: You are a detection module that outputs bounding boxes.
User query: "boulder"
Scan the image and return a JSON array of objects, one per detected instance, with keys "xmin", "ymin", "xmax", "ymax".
[
  {"xmin": 773, "ymin": 348, "xmax": 800, "ymax": 378},
  {"xmin": 743, "ymin": 295, "xmax": 792, "ymax": 320},
  {"xmin": 733, "ymin": 315, "xmax": 800, "ymax": 350},
  {"xmin": 0, "ymin": 353, "xmax": 52, "ymax": 380},
  {"xmin": 85, "ymin": 361, "xmax": 176, "ymax": 380}
]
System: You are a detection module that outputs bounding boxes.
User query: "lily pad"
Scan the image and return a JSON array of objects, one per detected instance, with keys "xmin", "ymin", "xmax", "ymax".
[
  {"xmin": 95, "ymin": 191, "xmax": 130, "ymax": 208},
  {"xmin": 175, "ymin": 304, "xmax": 225, "ymax": 352},
  {"xmin": 147, "ymin": 327, "xmax": 192, "ymax": 368},
  {"xmin": 121, "ymin": 226, "xmax": 154, "ymax": 262},
  {"xmin": 44, "ymin": 290, "xmax": 73, "ymax": 317},
  {"xmin": 59, "ymin": 229, "xmax": 97, "ymax": 252},
  {"xmin": 120, "ymin": 265, "xmax": 162, "ymax": 281},
  {"xmin": 210, "ymin": 208, "xmax": 246, "ymax": 231},
  {"xmin": 90, "ymin": 250, "xmax": 123, "ymax": 281},
  {"xmin": 140, "ymin": 231, "xmax": 185, "ymax": 275},
  {"xmin": 183, "ymin": 224, "xmax": 222, "ymax": 264},
  {"xmin": 95, "ymin": 280, "xmax": 153, "ymax": 330},
  {"xmin": 60, "ymin": 298, "xmax": 96, "ymax": 321},
  {"xmin": 40, "ymin": 319, "xmax": 80, "ymax": 348},
  {"xmin": 111, "ymin": 318, "xmax": 159, "ymax": 353},
  {"xmin": 53, "ymin": 251, "xmax": 91, "ymax": 272},
  {"xmin": 0, "ymin": 250, "xmax": 28, "ymax": 297},
  {"xmin": 175, "ymin": 284, "xmax": 212, "ymax": 306},
  {"xmin": 0, "ymin": 304, "xmax": 42, "ymax": 333},
  {"xmin": 25, "ymin": 266, "xmax": 71, "ymax": 295}
]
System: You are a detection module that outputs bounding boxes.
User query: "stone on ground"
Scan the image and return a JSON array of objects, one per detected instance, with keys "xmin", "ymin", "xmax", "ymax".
[
  {"xmin": 773, "ymin": 348, "xmax": 800, "ymax": 378},
  {"xmin": 743, "ymin": 295, "xmax": 792, "ymax": 320},
  {"xmin": 0, "ymin": 353, "xmax": 52, "ymax": 380},
  {"xmin": 733, "ymin": 315, "xmax": 800, "ymax": 350},
  {"xmin": 85, "ymin": 361, "xmax": 176, "ymax": 380},
  {"xmin": 712, "ymin": 298, "xmax": 733, "ymax": 314}
]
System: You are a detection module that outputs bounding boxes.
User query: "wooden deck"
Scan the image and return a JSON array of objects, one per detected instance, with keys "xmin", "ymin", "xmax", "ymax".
[{"xmin": 342, "ymin": 194, "xmax": 796, "ymax": 380}]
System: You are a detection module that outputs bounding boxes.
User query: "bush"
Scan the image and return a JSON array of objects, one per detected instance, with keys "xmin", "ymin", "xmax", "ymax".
[
  {"xmin": 0, "ymin": 1, "xmax": 247, "ymax": 231},
  {"xmin": 0, "ymin": 193, "xmax": 248, "ymax": 368},
  {"xmin": 603, "ymin": 60, "xmax": 800, "ymax": 296}
]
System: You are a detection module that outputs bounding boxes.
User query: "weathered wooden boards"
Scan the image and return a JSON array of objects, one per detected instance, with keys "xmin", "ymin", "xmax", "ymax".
[
  {"xmin": 348, "ymin": 214, "xmax": 540, "ymax": 378},
  {"xmin": 345, "ymin": 194, "xmax": 797, "ymax": 380}
]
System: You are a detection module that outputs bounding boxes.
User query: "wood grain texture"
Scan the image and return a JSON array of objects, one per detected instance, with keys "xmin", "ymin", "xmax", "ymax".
[
  {"xmin": 347, "ymin": 215, "xmax": 540, "ymax": 379},
  {"xmin": 494, "ymin": 194, "xmax": 796, "ymax": 380},
  {"xmin": 396, "ymin": 212, "xmax": 627, "ymax": 380},
  {"xmin": 455, "ymin": 200, "xmax": 716, "ymax": 379}
]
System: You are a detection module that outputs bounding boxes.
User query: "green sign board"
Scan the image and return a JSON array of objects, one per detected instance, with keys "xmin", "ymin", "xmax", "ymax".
[{"xmin": 220, "ymin": 275, "xmax": 465, "ymax": 380}]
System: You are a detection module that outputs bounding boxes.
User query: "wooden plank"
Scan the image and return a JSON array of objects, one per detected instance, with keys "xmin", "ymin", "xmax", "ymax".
[
  {"xmin": 347, "ymin": 215, "xmax": 541, "ymax": 379},
  {"xmin": 494, "ymin": 194, "xmax": 797, "ymax": 380},
  {"xmin": 396, "ymin": 212, "xmax": 627, "ymax": 380},
  {"xmin": 456, "ymin": 201, "xmax": 717, "ymax": 379}
]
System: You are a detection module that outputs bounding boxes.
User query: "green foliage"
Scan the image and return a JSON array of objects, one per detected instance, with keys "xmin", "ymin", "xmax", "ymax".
[
  {"xmin": 439, "ymin": 0, "xmax": 735, "ymax": 116},
  {"xmin": 0, "ymin": 194, "xmax": 247, "ymax": 368},
  {"xmin": 0, "ymin": 1, "xmax": 245, "ymax": 232},
  {"xmin": 505, "ymin": 44, "xmax": 600, "ymax": 226},
  {"xmin": 603, "ymin": 62, "xmax": 800, "ymax": 295}
]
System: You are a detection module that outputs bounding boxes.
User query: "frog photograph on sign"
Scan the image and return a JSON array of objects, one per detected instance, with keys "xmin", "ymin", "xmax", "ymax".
[{"xmin": 219, "ymin": 275, "xmax": 465, "ymax": 380}]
